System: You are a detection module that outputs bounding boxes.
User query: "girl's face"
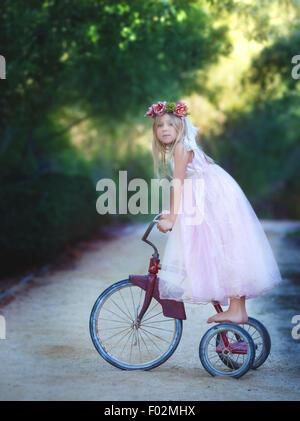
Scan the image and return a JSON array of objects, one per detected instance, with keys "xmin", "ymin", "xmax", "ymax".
[{"xmin": 155, "ymin": 114, "xmax": 178, "ymax": 145}]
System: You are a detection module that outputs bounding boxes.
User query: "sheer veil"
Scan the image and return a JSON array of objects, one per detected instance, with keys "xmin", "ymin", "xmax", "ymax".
[{"xmin": 175, "ymin": 116, "xmax": 216, "ymax": 164}]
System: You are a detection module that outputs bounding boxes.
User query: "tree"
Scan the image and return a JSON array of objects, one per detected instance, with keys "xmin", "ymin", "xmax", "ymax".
[{"xmin": 0, "ymin": 0, "xmax": 231, "ymax": 181}]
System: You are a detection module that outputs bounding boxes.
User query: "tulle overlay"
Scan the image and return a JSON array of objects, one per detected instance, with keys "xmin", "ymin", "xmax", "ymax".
[{"xmin": 158, "ymin": 147, "xmax": 283, "ymax": 306}]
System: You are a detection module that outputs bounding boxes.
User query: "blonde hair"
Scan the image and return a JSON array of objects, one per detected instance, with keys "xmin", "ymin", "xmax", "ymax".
[{"xmin": 151, "ymin": 113, "xmax": 215, "ymax": 178}]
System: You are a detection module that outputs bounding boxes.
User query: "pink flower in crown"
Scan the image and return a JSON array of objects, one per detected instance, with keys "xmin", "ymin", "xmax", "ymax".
[
  {"xmin": 152, "ymin": 101, "xmax": 166, "ymax": 116},
  {"xmin": 144, "ymin": 105, "xmax": 156, "ymax": 119},
  {"xmin": 173, "ymin": 101, "xmax": 188, "ymax": 118}
]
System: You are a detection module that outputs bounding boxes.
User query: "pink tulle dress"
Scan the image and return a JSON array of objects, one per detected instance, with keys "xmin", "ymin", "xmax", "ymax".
[{"xmin": 158, "ymin": 146, "xmax": 283, "ymax": 306}]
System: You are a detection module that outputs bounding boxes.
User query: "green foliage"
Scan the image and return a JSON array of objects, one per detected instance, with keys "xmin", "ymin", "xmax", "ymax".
[
  {"xmin": 207, "ymin": 91, "xmax": 300, "ymax": 217},
  {"xmin": 0, "ymin": 0, "xmax": 232, "ymax": 276},
  {"xmin": 0, "ymin": 0, "xmax": 231, "ymax": 184},
  {"xmin": 243, "ymin": 28, "xmax": 300, "ymax": 96},
  {"xmin": 205, "ymin": 0, "xmax": 300, "ymax": 42},
  {"xmin": 0, "ymin": 173, "xmax": 110, "ymax": 277}
]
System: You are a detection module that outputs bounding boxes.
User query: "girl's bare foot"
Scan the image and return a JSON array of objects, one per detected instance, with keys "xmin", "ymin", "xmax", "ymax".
[
  {"xmin": 207, "ymin": 296, "xmax": 248, "ymax": 324},
  {"xmin": 207, "ymin": 310, "xmax": 248, "ymax": 324}
]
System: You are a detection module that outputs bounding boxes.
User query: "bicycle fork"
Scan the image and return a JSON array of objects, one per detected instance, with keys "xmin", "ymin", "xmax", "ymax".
[
  {"xmin": 135, "ymin": 275, "xmax": 156, "ymax": 327},
  {"xmin": 129, "ymin": 256, "xmax": 186, "ymax": 326},
  {"xmin": 133, "ymin": 256, "xmax": 161, "ymax": 326}
]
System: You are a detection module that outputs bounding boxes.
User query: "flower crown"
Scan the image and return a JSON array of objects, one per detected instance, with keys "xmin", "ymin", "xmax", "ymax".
[{"xmin": 144, "ymin": 101, "xmax": 189, "ymax": 119}]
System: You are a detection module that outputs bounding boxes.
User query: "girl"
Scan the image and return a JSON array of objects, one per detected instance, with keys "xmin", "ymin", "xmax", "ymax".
[{"xmin": 145, "ymin": 100, "xmax": 282, "ymax": 324}]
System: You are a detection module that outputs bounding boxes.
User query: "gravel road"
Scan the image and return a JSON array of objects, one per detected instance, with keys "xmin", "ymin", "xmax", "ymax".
[{"xmin": 0, "ymin": 220, "xmax": 299, "ymax": 401}]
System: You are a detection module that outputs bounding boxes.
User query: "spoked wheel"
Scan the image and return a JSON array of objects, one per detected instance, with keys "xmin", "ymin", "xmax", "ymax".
[
  {"xmin": 199, "ymin": 323, "xmax": 256, "ymax": 378},
  {"xmin": 89, "ymin": 279, "xmax": 183, "ymax": 370},
  {"xmin": 216, "ymin": 317, "xmax": 271, "ymax": 370}
]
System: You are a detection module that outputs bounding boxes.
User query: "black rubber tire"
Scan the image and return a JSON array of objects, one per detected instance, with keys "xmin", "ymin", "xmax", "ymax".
[
  {"xmin": 239, "ymin": 317, "xmax": 271, "ymax": 369},
  {"xmin": 199, "ymin": 323, "xmax": 256, "ymax": 379},
  {"xmin": 89, "ymin": 279, "xmax": 183, "ymax": 371}
]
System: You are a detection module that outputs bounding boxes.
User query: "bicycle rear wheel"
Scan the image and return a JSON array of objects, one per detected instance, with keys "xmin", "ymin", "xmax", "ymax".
[
  {"xmin": 216, "ymin": 317, "xmax": 271, "ymax": 370},
  {"xmin": 89, "ymin": 279, "xmax": 183, "ymax": 370},
  {"xmin": 199, "ymin": 323, "xmax": 256, "ymax": 378}
]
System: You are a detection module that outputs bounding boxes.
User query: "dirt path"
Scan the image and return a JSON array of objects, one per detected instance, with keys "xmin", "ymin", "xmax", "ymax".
[{"xmin": 0, "ymin": 220, "xmax": 300, "ymax": 401}]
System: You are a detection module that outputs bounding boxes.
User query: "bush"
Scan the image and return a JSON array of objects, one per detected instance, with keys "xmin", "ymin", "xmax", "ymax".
[{"xmin": 0, "ymin": 172, "xmax": 108, "ymax": 277}]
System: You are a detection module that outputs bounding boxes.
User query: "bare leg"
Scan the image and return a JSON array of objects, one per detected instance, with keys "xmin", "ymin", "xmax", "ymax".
[{"xmin": 207, "ymin": 296, "xmax": 248, "ymax": 324}]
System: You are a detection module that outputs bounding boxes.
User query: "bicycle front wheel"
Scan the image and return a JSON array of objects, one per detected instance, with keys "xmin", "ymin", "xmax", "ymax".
[{"xmin": 89, "ymin": 279, "xmax": 183, "ymax": 370}]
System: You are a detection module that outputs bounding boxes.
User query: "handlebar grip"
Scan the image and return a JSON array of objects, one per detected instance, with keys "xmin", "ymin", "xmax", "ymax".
[
  {"xmin": 153, "ymin": 213, "xmax": 163, "ymax": 222},
  {"xmin": 142, "ymin": 213, "xmax": 172, "ymax": 256},
  {"xmin": 142, "ymin": 213, "xmax": 164, "ymax": 242}
]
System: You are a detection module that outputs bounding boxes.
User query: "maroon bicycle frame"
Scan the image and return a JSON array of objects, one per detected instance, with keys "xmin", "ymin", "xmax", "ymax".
[
  {"xmin": 129, "ymin": 258, "xmax": 248, "ymax": 354},
  {"xmin": 129, "ymin": 255, "xmax": 228, "ymax": 322}
]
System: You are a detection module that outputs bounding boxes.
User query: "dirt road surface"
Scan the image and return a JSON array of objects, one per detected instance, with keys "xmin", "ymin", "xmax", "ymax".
[{"xmin": 0, "ymin": 220, "xmax": 300, "ymax": 401}]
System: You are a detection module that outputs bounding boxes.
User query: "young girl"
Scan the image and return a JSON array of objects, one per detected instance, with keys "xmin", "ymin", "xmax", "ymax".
[{"xmin": 145, "ymin": 100, "xmax": 282, "ymax": 324}]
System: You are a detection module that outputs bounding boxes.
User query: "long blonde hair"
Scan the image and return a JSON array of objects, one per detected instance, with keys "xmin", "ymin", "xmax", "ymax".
[{"xmin": 152, "ymin": 113, "xmax": 215, "ymax": 178}]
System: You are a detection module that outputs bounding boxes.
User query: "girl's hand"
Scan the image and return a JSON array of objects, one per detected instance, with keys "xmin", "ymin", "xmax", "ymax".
[{"xmin": 157, "ymin": 215, "xmax": 174, "ymax": 233}]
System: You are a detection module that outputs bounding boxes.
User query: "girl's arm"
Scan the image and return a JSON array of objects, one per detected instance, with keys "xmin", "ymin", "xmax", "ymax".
[
  {"xmin": 157, "ymin": 143, "xmax": 193, "ymax": 233},
  {"xmin": 165, "ymin": 143, "xmax": 193, "ymax": 225}
]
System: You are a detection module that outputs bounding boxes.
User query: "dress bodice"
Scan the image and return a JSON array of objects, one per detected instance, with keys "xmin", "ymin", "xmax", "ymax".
[{"xmin": 170, "ymin": 147, "xmax": 207, "ymax": 178}]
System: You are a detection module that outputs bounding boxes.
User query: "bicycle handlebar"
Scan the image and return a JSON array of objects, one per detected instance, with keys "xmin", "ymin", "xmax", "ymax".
[
  {"xmin": 142, "ymin": 213, "xmax": 172, "ymax": 257},
  {"xmin": 141, "ymin": 213, "xmax": 162, "ymax": 243}
]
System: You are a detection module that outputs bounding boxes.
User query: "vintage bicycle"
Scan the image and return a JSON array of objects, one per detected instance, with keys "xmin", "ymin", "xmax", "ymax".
[{"xmin": 90, "ymin": 213, "xmax": 271, "ymax": 378}]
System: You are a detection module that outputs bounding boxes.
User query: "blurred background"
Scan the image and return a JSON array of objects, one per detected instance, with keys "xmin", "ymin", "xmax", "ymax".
[{"xmin": 1, "ymin": 0, "xmax": 299, "ymax": 278}]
